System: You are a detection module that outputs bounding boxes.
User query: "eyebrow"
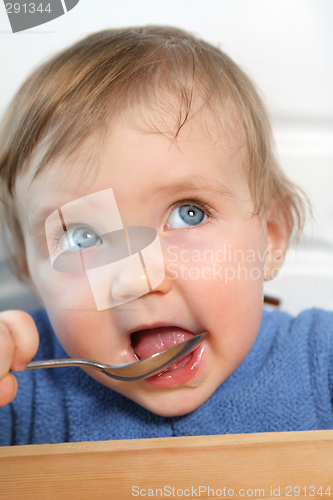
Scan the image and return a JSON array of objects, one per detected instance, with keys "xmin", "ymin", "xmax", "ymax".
[{"xmin": 152, "ymin": 177, "xmax": 235, "ymax": 199}]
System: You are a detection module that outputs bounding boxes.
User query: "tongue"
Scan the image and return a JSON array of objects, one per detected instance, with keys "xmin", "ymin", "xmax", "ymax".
[{"xmin": 131, "ymin": 327, "xmax": 194, "ymax": 360}]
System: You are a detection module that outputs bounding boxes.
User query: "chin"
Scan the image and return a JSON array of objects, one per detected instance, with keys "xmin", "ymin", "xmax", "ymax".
[{"xmin": 130, "ymin": 383, "xmax": 215, "ymax": 418}]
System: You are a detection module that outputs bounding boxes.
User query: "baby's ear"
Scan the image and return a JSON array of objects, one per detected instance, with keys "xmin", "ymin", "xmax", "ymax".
[{"xmin": 264, "ymin": 203, "xmax": 291, "ymax": 281}]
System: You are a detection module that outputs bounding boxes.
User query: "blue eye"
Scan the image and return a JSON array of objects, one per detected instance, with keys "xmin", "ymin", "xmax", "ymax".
[
  {"xmin": 167, "ymin": 205, "xmax": 208, "ymax": 229},
  {"xmin": 61, "ymin": 226, "xmax": 103, "ymax": 252}
]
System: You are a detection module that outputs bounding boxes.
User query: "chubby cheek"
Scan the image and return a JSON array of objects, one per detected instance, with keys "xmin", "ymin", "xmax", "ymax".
[
  {"xmin": 167, "ymin": 224, "xmax": 265, "ymax": 364},
  {"xmin": 181, "ymin": 266, "xmax": 262, "ymax": 368},
  {"xmin": 28, "ymin": 254, "xmax": 101, "ymax": 354}
]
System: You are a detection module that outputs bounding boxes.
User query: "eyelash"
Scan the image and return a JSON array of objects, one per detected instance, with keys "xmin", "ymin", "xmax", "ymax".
[
  {"xmin": 168, "ymin": 196, "xmax": 216, "ymax": 226},
  {"xmin": 48, "ymin": 223, "xmax": 84, "ymax": 248}
]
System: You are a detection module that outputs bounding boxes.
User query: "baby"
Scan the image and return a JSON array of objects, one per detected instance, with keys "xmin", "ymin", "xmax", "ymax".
[{"xmin": 0, "ymin": 26, "xmax": 332, "ymax": 446}]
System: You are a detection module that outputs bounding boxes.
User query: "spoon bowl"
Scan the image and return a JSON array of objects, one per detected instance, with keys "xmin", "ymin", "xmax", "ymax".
[{"xmin": 25, "ymin": 332, "xmax": 208, "ymax": 381}]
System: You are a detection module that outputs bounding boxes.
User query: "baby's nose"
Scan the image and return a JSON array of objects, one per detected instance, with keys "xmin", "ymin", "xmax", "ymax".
[
  {"xmin": 85, "ymin": 227, "xmax": 166, "ymax": 311},
  {"xmin": 111, "ymin": 256, "xmax": 150, "ymax": 303}
]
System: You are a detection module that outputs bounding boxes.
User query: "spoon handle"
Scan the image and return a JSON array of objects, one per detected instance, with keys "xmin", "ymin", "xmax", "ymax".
[
  {"xmin": 24, "ymin": 332, "xmax": 208, "ymax": 381},
  {"xmin": 26, "ymin": 358, "xmax": 106, "ymax": 370}
]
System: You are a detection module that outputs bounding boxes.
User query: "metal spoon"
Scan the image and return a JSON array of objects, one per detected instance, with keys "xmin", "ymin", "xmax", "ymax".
[{"xmin": 25, "ymin": 332, "xmax": 207, "ymax": 381}]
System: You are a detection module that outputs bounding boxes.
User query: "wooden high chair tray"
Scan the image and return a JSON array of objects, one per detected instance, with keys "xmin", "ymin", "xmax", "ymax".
[{"xmin": 0, "ymin": 430, "xmax": 332, "ymax": 499}]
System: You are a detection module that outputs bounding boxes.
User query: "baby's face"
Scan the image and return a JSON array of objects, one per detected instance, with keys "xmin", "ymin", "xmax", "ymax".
[{"xmin": 16, "ymin": 108, "xmax": 275, "ymax": 416}]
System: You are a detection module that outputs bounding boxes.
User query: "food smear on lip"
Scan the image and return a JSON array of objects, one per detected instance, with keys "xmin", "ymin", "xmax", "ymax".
[{"xmin": 131, "ymin": 327, "xmax": 195, "ymax": 360}]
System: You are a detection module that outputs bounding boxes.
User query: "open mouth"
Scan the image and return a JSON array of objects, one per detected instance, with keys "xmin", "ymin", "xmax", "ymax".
[
  {"xmin": 131, "ymin": 326, "xmax": 194, "ymax": 359},
  {"xmin": 130, "ymin": 326, "xmax": 205, "ymax": 385}
]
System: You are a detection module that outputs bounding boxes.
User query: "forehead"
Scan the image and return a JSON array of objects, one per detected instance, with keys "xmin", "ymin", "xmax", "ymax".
[{"xmin": 15, "ymin": 105, "xmax": 249, "ymax": 236}]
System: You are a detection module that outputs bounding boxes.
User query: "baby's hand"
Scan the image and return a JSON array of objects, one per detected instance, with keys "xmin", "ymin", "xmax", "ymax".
[{"xmin": 0, "ymin": 311, "xmax": 39, "ymax": 407}]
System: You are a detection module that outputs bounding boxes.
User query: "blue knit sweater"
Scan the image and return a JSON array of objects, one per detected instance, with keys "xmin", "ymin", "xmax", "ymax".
[{"xmin": 1, "ymin": 307, "xmax": 332, "ymax": 446}]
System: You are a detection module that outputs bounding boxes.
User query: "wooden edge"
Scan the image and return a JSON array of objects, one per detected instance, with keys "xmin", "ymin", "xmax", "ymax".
[{"xmin": 1, "ymin": 429, "xmax": 333, "ymax": 457}]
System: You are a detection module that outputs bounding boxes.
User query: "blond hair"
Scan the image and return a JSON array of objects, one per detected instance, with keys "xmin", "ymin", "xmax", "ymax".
[{"xmin": 0, "ymin": 25, "xmax": 310, "ymax": 279}]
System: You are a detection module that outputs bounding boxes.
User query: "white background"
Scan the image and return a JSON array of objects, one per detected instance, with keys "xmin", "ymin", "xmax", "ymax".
[{"xmin": 0, "ymin": 0, "xmax": 332, "ymax": 314}]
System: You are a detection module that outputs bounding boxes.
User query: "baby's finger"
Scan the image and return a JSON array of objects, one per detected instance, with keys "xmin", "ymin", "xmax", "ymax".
[
  {"xmin": 0, "ymin": 310, "xmax": 39, "ymax": 372},
  {"xmin": 0, "ymin": 373, "xmax": 18, "ymax": 407},
  {"xmin": 0, "ymin": 321, "xmax": 15, "ymax": 377}
]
